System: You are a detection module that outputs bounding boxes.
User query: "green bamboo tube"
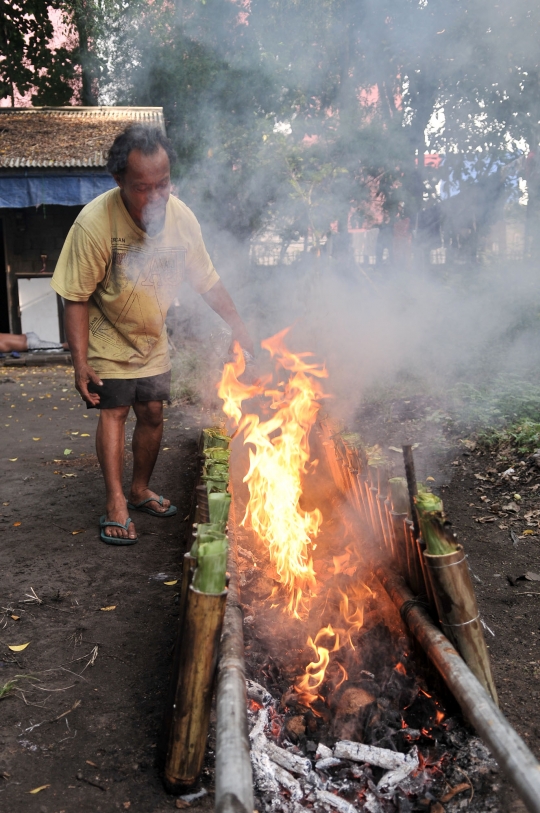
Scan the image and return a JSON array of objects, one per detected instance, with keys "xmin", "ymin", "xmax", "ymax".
[
  {"xmin": 193, "ymin": 537, "xmax": 228, "ymax": 594},
  {"xmin": 164, "ymin": 585, "xmax": 228, "ymax": 791},
  {"xmin": 423, "ymin": 545, "xmax": 498, "ymax": 705},
  {"xmin": 208, "ymin": 492, "xmax": 231, "ymax": 531},
  {"xmin": 202, "ymin": 428, "xmax": 231, "ymax": 450}
]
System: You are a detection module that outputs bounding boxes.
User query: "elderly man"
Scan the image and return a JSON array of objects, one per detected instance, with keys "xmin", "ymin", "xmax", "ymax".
[{"xmin": 51, "ymin": 125, "xmax": 253, "ymax": 545}]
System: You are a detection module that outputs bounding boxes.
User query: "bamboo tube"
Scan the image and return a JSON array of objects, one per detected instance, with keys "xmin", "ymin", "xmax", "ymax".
[
  {"xmin": 375, "ymin": 567, "xmax": 540, "ymax": 813},
  {"xmin": 423, "ymin": 545, "xmax": 498, "ymax": 705},
  {"xmin": 164, "ymin": 585, "xmax": 228, "ymax": 791},
  {"xmin": 159, "ymin": 550, "xmax": 197, "ymax": 761},
  {"xmin": 195, "ymin": 484, "xmax": 210, "ymax": 523}
]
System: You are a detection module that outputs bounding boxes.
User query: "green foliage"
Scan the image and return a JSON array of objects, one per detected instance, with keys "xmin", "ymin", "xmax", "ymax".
[{"xmin": 0, "ymin": 0, "xmax": 77, "ymax": 105}]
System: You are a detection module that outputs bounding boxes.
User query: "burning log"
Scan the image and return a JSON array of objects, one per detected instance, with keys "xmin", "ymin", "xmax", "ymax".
[
  {"xmin": 315, "ymin": 790, "xmax": 356, "ymax": 813},
  {"xmin": 333, "ymin": 740, "xmax": 418, "ymax": 772},
  {"xmin": 416, "ymin": 491, "xmax": 499, "ymax": 704}
]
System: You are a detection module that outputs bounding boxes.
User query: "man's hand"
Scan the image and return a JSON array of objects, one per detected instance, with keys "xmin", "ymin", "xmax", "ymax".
[
  {"xmin": 74, "ymin": 362, "xmax": 103, "ymax": 406},
  {"xmin": 63, "ymin": 299, "xmax": 103, "ymax": 404},
  {"xmin": 202, "ymin": 280, "xmax": 254, "ymax": 356}
]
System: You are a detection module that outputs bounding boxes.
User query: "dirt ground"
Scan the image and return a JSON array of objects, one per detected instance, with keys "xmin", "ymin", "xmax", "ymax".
[
  {"xmin": 0, "ymin": 362, "xmax": 214, "ymax": 813},
  {"xmin": 0, "ymin": 363, "xmax": 538, "ymax": 813}
]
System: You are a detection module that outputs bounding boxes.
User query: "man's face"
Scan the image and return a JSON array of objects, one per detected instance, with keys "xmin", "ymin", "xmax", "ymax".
[{"xmin": 115, "ymin": 146, "xmax": 171, "ymax": 234}]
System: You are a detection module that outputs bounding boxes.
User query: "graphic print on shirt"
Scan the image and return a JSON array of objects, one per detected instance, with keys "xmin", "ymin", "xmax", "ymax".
[{"xmin": 90, "ymin": 244, "xmax": 186, "ymax": 358}]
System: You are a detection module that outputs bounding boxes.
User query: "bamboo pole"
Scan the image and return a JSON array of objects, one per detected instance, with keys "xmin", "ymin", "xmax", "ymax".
[
  {"xmin": 215, "ymin": 478, "xmax": 254, "ymax": 813},
  {"xmin": 164, "ymin": 585, "xmax": 227, "ymax": 791},
  {"xmin": 375, "ymin": 566, "xmax": 540, "ymax": 813}
]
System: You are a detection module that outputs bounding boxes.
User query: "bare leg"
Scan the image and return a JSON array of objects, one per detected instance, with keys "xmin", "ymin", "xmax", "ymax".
[
  {"xmin": 96, "ymin": 405, "xmax": 137, "ymax": 539},
  {"xmin": 128, "ymin": 400, "xmax": 171, "ymax": 513},
  {"xmin": 0, "ymin": 333, "xmax": 28, "ymax": 353}
]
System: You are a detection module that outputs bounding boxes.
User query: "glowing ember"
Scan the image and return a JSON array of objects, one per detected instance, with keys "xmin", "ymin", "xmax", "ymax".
[{"xmin": 218, "ymin": 328, "xmax": 328, "ymax": 617}]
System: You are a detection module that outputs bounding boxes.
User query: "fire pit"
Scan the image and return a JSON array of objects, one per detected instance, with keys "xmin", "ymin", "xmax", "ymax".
[{"xmin": 207, "ymin": 330, "xmax": 540, "ymax": 813}]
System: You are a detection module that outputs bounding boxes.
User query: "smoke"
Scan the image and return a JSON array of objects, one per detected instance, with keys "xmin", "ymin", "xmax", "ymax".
[{"xmin": 98, "ymin": 0, "xmax": 540, "ymax": 433}]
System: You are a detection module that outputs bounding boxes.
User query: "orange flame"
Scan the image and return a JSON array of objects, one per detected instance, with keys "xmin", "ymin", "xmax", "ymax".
[
  {"xmin": 217, "ymin": 329, "xmax": 328, "ymax": 617},
  {"xmin": 294, "ymin": 625, "xmax": 340, "ymax": 714}
]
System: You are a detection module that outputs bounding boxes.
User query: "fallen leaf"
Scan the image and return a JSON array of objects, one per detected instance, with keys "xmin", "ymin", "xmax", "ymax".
[
  {"xmin": 81, "ymin": 433, "xmax": 90, "ymax": 437},
  {"xmin": 71, "ymin": 432, "xmax": 79, "ymax": 435},
  {"xmin": 64, "ymin": 448, "xmax": 72, "ymax": 455},
  {"xmin": 2, "ymin": 502, "xmax": 8, "ymax": 505},
  {"xmin": 523, "ymin": 529, "xmax": 535, "ymax": 536},
  {"xmin": 175, "ymin": 801, "xmax": 190, "ymax": 809},
  {"xmin": 11, "ymin": 615, "xmax": 19, "ymax": 620},
  {"xmin": 514, "ymin": 493, "xmax": 522, "ymax": 501},
  {"xmin": 62, "ymin": 473, "xmax": 77, "ymax": 478},
  {"xmin": 28, "ymin": 397, "xmax": 34, "ymax": 402},
  {"xmin": 53, "ymin": 406, "xmax": 58, "ymax": 410},
  {"xmin": 525, "ymin": 571, "xmax": 540, "ymax": 582},
  {"xmin": 100, "ymin": 605, "xmax": 116, "ymax": 611},
  {"xmin": 32, "ymin": 437, "xmax": 41, "ymax": 441},
  {"xmin": 86, "ymin": 760, "xmax": 99, "ymax": 768},
  {"xmin": 8, "ymin": 458, "xmax": 17, "ymax": 462},
  {"xmin": 426, "ymin": 476, "xmax": 435, "ymax": 482},
  {"xmin": 28, "ymin": 784, "xmax": 50, "ymax": 794},
  {"xmin": 53, "ymin": 459, "xmax": 62, "ymax": 463},
  {"xmin": 164, "ymin": 580, "xmax": 178, "ymax": 586},
  {"xmin": 163, "ymin": 447, "xmax": 170, "ymax": 451},
  {"xmin": 8, "ymin": 642, "xmax": 30, "ymax": 651},
  {"xmin": 440, "ymin": 782, "xmax": 470, "ymax": 803},
  {"xmin": 71, "ymin": 529, "xmax": 85, "ymax": 535},
  {"xmin": 13, "ymin": 521, "xmax": 21, "ymax": 527},
  {"xmin": 123, "ymin": 803, "xmax": 132, "ymax": 810}
]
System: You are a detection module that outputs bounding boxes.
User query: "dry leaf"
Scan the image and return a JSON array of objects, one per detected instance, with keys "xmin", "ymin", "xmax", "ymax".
[
  {"xmin": 32, "ymin": 437, "xmax": 41, "ymax": 441},
  {"xmin": 100, "ymin": 605, "xmax": 116, "ymax": 611},
  {"xmin": 8, "ymin": 642, "xmax": 30, "ymax": 651},
  {"xmin": 81, "ymin": 433, "xmax": 90, "ymax": 437},
  {"xmin": 11, "ymin": 615, "xmax": 19, "ymax": 620},
  {"xmin": 13, "ymin": 521, "xmax": 21, "ymax": 527},
  {"xmin": 523, "ymin": 529, "xmax": 535, "ymax": 536},
  {"xmin": 53, "ymin": 459, "xmax": 62, "ymax": 463},
  {"xmin": 123, "ymin": 803, "xmax": 132, "ymax": 810},
  {"xmin": 440, "ymin": 782, "xmax": 470, "ymax": 803},
  {"xmin": 28, "ymin": 784, "xmax": 50, "ymax": 794},
  {"xmin": 163, "ymin": 447, "xmax": 170, "ymax": 451},
  {"xmin": 8, "ymin": 458, "xmax": 17, "ymax": 462},
  {"xmin": 62, "ymin": 473, "xmax": 77, "ymax": 478},
  {"xmin": 71, "ymin": 529, "xmax": 85, "ymax": 535},
  {"xmin": 164, "ymin": 580, "xmax": 178, "ymax": 586},
  {"xmin": 175, "ymin": 800, "xmax": 190, "ymax": 809},
  {"xmin": 86, "ymin": 760, "xmax": 99, "ymax": 768},
  {"xmin": 71, "ymin": 432, "xmax": 79, "ymax": 435}
]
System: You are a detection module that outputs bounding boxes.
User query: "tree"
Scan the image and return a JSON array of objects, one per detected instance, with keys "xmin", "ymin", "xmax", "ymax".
[{"xmin": 0, "ymin": 0, "xmax": 77, "ymax": 106}]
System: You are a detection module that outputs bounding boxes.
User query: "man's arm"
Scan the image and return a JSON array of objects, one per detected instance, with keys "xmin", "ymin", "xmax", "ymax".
[
  {"xmin": 64, "ymin": 299, "xmax": 103, "ymax": 405},
  {"xmin": 201, "ymin": 280, "xmax": 254, "ymax": 356}
]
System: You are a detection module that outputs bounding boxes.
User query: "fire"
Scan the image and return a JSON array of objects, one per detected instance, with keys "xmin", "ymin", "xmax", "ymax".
[
  {"xmin": 294, "ymin": 626, "xmax": 340, "ymax": 714},
  {"xmin": 218, "ymin": 329, "xmax": 328, "ymax": 617}
]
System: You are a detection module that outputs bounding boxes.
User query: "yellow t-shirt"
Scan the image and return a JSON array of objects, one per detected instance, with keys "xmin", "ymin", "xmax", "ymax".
[{"xmin": 51, "ymin": 188, "xmax": 219, "ymax": 378}]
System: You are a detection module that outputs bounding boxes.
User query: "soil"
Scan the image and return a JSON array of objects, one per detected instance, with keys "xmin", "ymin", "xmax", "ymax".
[
  {"xmin": 0, "ymin": 362, "xmax": 215, "ymax": 813},
  {"xmin": 0, "ymin": 363, "xmax": 538, "ymax": 813}
]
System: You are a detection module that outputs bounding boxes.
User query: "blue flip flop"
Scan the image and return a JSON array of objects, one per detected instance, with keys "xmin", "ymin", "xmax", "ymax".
[
  {"xmin": 127, "ymin": 496, "xmax": 177, "ymax": 518},
  {"xmin": 100, "ymin": 515, "xmax": 138, "ymax": 545}
]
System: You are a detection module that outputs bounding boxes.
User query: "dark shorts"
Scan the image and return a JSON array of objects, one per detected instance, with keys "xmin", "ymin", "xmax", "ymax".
[{"xmin": 86, "ymin": 371, "xmax": 171, "ymax": 410}]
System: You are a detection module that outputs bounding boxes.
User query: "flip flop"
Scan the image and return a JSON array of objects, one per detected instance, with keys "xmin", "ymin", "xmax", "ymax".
[
  {"xmin": 100, "ymin": 515, "xmax": 138, "ymax": 545},
  {"xmin": 127, "ymin": 496, "xmax": 177, "ymax": 518}
]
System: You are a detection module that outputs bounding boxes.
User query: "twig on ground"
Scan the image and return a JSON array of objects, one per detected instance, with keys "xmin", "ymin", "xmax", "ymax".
[{"xmin": 22, "ymin": 587, "xmax": 42, "ymax": 605}]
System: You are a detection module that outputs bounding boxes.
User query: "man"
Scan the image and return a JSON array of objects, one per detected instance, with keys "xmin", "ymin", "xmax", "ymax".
[{"xmin": 51, "ymin": 125, "xmax": 253, "ymax": 545}]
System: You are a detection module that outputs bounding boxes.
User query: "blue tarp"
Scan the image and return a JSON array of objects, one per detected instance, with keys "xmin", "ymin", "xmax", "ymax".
[{"xmin": 0, "ymin": 173, "xmax": 116, "ymax": 208}]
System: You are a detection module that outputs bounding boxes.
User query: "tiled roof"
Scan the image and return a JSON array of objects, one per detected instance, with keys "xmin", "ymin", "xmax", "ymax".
[{"xmin": 0, "ymin": 107, "xmax": 165, "ymax": 169}]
